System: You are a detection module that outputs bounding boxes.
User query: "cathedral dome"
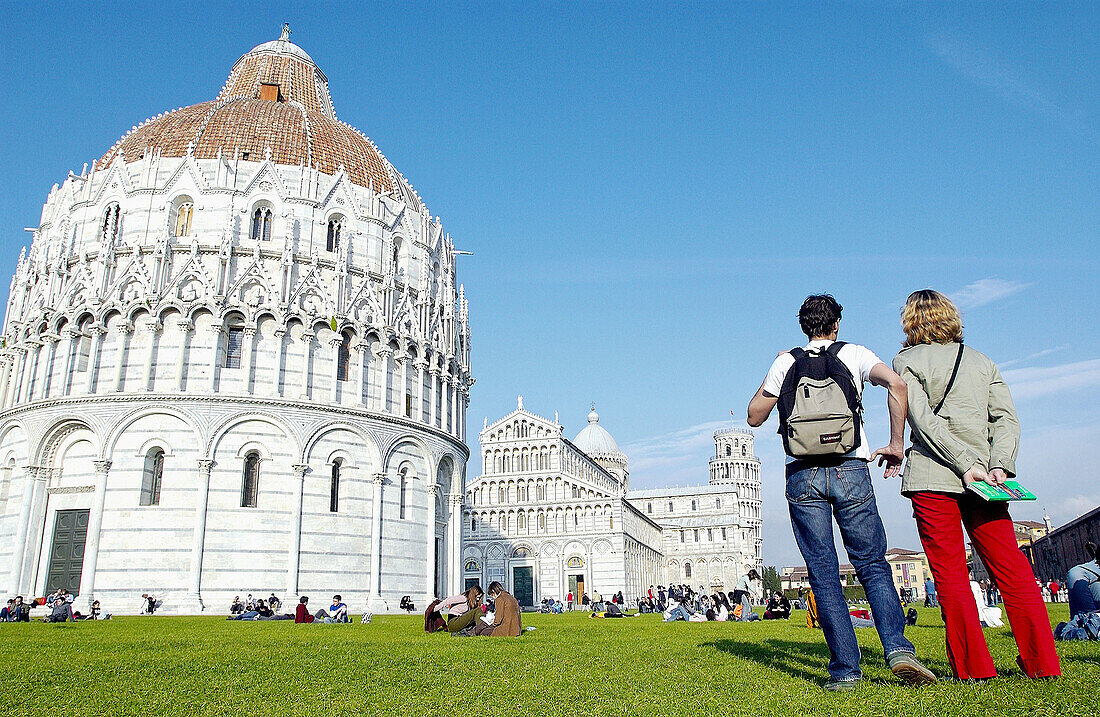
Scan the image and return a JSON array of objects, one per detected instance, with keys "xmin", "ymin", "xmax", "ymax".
[
  {"xmin": 96, "ymin": 27, "xmax": 405, "ymax": 197},
  {"xmin": 573, "ymin": 408, "xmax": 622, "ymax": 458}
]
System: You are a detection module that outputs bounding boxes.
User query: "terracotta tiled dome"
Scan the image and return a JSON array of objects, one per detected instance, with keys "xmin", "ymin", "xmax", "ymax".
[{"xmin": 97, "ymin": 31, "xmax": 396, "ymax": 193}]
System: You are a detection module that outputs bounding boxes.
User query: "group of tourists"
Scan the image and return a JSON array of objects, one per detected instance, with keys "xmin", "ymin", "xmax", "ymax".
[
  {"xmin": 745, "ymin": 291, "xmax": 1061, "ymax": 689},
  {"xmin": 424, "ymin": 582, "xmax": 522, "ymax": 637},
  {"xmin": 227, "ymin": 592, "xmax": 351, "ymax": 623},
  {"xmin": 0, "ymin": 589, "xmax": 108, "ymax": 622}
]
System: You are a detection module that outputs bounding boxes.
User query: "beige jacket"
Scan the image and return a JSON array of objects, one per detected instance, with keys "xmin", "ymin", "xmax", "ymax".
[{"xmin": 892, "ymin": 342, "xmax": 1020, "ymax": 495}]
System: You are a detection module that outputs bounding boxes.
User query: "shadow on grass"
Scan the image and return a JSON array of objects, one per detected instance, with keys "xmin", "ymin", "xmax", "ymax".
[{"xmin": 704, "ymin": 637, "xmax": 894, "ymax": 686}]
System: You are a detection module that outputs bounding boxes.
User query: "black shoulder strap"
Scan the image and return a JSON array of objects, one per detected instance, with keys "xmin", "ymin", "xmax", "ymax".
[
  {"xmin": 789, "ymin": 347, "xmax": 805, "ymax": 360},
  {"xmin": 933, "ymin": 344, "xmax": 965, "ymax": 415},
  {"xmin": 825, "ymin": 341, "xmax": 846, "ymax": 356}
]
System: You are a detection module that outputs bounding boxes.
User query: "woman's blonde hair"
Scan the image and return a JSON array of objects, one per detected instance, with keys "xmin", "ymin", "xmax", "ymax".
[{"xmin": 901, "ymin": 289, "xmax": 964, "ymax": 347}]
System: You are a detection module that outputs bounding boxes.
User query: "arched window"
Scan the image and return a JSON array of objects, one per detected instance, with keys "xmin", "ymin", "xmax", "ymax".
[
  {"xmin": 518, "ymin": 512, "xmax": 526, "ymax": 530},
  {"xmin": 726, "ymin": 445, "xmax": 732, "ymax": 457},
  {"xmin": 668, "ymin": 501, "xmax": 674, "ymax": 513},
  {"xmin": 173, "ymin": 201, "xmax": 193, "ymax": 237},
  {"xmin": 102, "ymin": 203, "xmax": 121, "ymax": 243},
  {"xmin": 224, "ymin": 322, "xmax": 244, "ymax": 368},
  {"xmin": 326, "ymin": 216, "xmax": 343, "ymax": 252},
  {"xmin": 537, "ymin": 484, "xmax": 544, "ymax": 501},
  {"xmin": 742, "ymin": 445, "xmax": 747, "ymax": 456},
  {"xmin": 241, "ymin": 452, "xmax": 260, "ymax": 507},
  {"xmin": 538, "ymin": 513, "xmax": 545, "ymax": 531},
  {"xmin": 140, "ymin": 448, "xmax": 164, "ymax": 506},
  {"xmin": 691, "ymin": 499, "xmax": 697, "ymax": 511},
  {"xmin": 251, "ymin": 205, "xmax": 273, "ymax": 242},
  {"xmin": 336, "ymin": 332, "xmax": 351, "ymax": 381},
  {"xmin": 330, "ymin": 461, "xmax": 341, "ymax": 512},
  {"xmin": 399, "ymin": 469, "xmax": 408, "ymax": 520},
  {"xmin": 471, "ymin": 515, "xmax": 477, "ymax": 531},
  {"xmin": 684, "ymin": 562, "xmax": 692, "ymax": 579},
  {"xmin": 498, "ymin": 486, "xmax": 504, "ymax": 503}
]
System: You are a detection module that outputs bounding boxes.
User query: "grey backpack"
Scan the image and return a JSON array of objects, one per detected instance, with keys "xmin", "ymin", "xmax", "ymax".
[{"xmin": 777, "ymin": 342, "xmax": 862, "ymax": 459}]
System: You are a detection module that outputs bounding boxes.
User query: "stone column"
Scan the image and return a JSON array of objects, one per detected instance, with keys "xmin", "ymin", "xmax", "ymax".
[
  {"xmin": 400, "ymin": 352, "xmax": 412, "ymax": 417},
  {"xmin": 141, "ymin": 321, "xmax": 161, "ymax": 391},
  {"xmin": 373, "ymin": 347, "xmax": 392, "ymax": 414},
  {"xmin": 450, "ymin": 377, "xmax": 459, "ymax": 435},
  {"xmin": 329, "ymin": 337, "xmax": 342, "ymax": 403},
  {"xmin": 272, "ymin": 327, "xmax": 287, "ymax": 397},
  {"xmin": 298, "ymin": 331, "xmax": 314, "ymax": 400},
  {"xmin": 8, "ymin": 348, "xmax": 26, "ymax": 407},
  {"xmin": 0, "ymin": 355, "xmax": 11, "ymax": 408},
  {"xmin": 206, "ymin": 324, "xmax": 222, "ymax": 392},
  {"xmin": 19, "ymin": 343, "xmax": 40, "ymax": 404},
  {"xmin": 186, "ymin": 459, "xmax": 215, "ymax": 611},
  {"xmin": 355, "ymin": 341, "xmax": 370, "ymax": 407},
  {"xmin": 286, "ymin": 464, "xmax": 310, "ymax": 599},
  {"xmin": 447, "ymin": 494, "xmax": 464, "ymax": 594},
  {"xmin": 428, "ymin": 367, "xmax": 440, "ymax": 428},
  {"xmin": 240, "ymin": 327, "xmax": 258, "ymax": 395},
  {"xmin": 175, "ymin": 321, "xmax": 193, "ymax": 391},
  {"xmin": 60, "ymin": 328, "xmax": 80, "ymax": 397},
  {"xmin": 440, "ymin": 375, "xmax": 452, "ymax": 433},
  {"xmin": 368, "ymin": 473, "xmax": 387, "ymax": 610},
  {"xmin": 414, "ymin": 360, "xmax": 428, "ymax": 423},
  {"xmin": 425, "ymin": 483, "xmax": 440, "ymax": 602},
  {"xmin": 84, "ymin": 327, "xmax": 105, "ymax": 394},
  {"xmin": 8, "ymin": 466, "xmax": 42, "ymax": 594},
  {"xmin": 111, "ymin": 323, "xmax": 133, "ymax": 392},
  {"xmin": 78, "ymin": 459, "xmax": 112, "ymax": 609}
]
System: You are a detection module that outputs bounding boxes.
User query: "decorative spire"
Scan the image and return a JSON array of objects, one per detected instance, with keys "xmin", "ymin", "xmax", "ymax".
[{"xmin": 517, "ymin": 395, "xmax": 523, "ymax": 410}]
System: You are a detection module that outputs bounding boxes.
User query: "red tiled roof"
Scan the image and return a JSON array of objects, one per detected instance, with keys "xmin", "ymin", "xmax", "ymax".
[{"xmin": 96, "ymin": 38, "xmax": 395, "ymax": 193}]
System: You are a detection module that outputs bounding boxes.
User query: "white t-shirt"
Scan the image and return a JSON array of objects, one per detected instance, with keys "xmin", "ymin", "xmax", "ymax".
[{"xmin": 761, "ymin": 339, "xmax": 884, "ymax": 462}]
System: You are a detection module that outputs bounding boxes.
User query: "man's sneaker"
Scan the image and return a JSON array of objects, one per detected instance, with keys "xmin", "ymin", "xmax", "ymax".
[
  {"xmin": 824, "ymin": 678, "xmax": 860, "ymax": 692},
  {"xmin": 887, "ymin": 652, "xmax": 937, "ymax": 686}
]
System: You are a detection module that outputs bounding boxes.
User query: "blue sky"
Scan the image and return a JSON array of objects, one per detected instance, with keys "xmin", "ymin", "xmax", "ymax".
[{"xmin": 1, "ymin": 3, "xmax": 1097, "ymax": 565}]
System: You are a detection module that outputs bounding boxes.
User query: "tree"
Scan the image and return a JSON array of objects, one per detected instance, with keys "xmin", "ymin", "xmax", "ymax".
[{"xmin": 762, "ymin": 565, "xmax": 781, "ymax": 595}]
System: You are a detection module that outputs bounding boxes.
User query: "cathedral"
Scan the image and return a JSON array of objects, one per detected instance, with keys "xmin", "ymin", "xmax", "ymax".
[
  {"xmin": 0, "ymin": 29, "xmax": 471, "ymax": 613},
  {"xmin": 462, "ymin": 401, "xmax": 762, "ymax": 606}
]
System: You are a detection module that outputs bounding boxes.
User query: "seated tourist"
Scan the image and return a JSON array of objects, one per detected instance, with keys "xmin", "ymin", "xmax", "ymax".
[
  {"xmin": 0, "ymin": 598, "xmax": 14, "ymax": 622},
  {"xmin": 321, "ymin": 595, "xmax": 349, "ymax": 623},
  {"xmin": 1067, "ymin": 542, "xmax": 1100, "ymax": 617},
  {"xmin": 431, "ymin": 585, "xmax": 484, "ymax": 634},
  {"xmin": 663, "ymin": 597, "xmax": 694, "ymax": 622},
  {"xmin": 45, "ymin": 594, "xmax": 74, "ymax": 623},
  {"xmin": 9, "ymin": 596, "xmax": 30, "ymax": 622},
  {"xmin": 295, "ymin": 596, "xmax": 315, "ymax": 623},
  {"xmin": 230, "ymin": 596, "xmax": 245, "ymax": 615},
  {"xmin": 268, "ymin": 593, "xmax": 281, "ymax": 612},
  {"xmin": 473, "ymin": 581, "xmax": 521, "ymax": 636},
  {"xmin": 763, "ymin": 592, "xmax": 792, "ymax": 620}
]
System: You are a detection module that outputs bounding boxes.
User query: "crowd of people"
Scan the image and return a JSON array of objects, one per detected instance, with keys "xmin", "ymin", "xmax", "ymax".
[
  {"xmin": 226, "ymin": 592, "xmax": 352, "ymax": 623},
  {"xmin": 0, "ymin": 589, "xmax": 109, "ymax": 622}
]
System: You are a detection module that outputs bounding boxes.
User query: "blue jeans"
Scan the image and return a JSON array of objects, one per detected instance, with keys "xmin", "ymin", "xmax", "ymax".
[
  {"xmin": 664, "ymin": 605, "xmax": 691, "ymax": 622},
  {"xmin": 786, "ymin": 459, "xmax": 915, "ymax": 682},
  {"xmin": 1067, "ymin": 562, "xmax": 1100, "ymax": 617}
]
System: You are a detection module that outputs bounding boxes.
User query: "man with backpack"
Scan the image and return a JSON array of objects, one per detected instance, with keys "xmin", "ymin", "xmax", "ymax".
[{"xmin": 747, "ymin": 294, "xmax": 936, "ymax": 691}]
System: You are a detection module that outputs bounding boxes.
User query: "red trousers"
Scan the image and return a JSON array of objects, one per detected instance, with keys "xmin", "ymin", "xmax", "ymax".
[{"xmin": 911, "ymin": 491, "xmax": 1060, "ymax": 679}]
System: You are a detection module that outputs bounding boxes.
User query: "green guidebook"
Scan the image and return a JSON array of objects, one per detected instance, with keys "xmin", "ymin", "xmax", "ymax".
[{"xmin": 966, "ymin": 480, "xmax": 1037, "ymax": 502}]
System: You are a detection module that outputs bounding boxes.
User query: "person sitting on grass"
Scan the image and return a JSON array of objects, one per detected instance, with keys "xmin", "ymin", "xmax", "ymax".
[
  {"xmin": 45, "ymin": 594, "xmax": 75, "ymax": 623},
  {"xmin": 431, "ymin": 585, "xmax": 484, "ymax": 634},
  {"xmin": 295, "ymin": 596, "xmax": 315, "ymax": 623},
  {"xmin": 268, "ymin": 593, "xmax": 281, "ymax": 612},
  {"xmin": 763, "ymin": 592, "xmax": 792, "ymax": 620},
  {"xmin": 230, "ymin": 596, "xmax": 245, "ymax": 615},
  {"xmin": 473, "ymin": 581, "xmax": 521, "ymax": 636},
  {"xmin": 312, "ymin": 595, "xmax": 349, "ymax": 623},
  {"xmin": 663, "ymin": 596, "xmax": 694, "ymax": 622},
  {"xmin": 0, "ymin": 599, "xmax": 13, "ymax": 621},
  {"xmin": 229, "ymin": 599, "xmax": 267, "ymax": 621},
  {"xmin": 1067, "ymin": 542, "xmax": 1100, "ymax": 618}
]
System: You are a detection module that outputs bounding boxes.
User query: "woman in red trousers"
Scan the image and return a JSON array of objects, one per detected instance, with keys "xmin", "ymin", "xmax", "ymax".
[{"xmin": 892, "ymin": 290, "xmax": 1059, "ymax": 680}]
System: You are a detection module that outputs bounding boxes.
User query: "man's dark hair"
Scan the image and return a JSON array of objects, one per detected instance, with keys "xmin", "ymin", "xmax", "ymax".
[
  {"xmin": 799, "ymin": 294, "xmax": 843, "ymax": 338},
  {"xmin": 299, "ymin": 596, "xmax": 308, "ymax": 604}
]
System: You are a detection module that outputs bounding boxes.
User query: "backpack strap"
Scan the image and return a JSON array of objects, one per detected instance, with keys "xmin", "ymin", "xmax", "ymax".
[
  {"xmin": 825, "ymin": 341, "xmax": 846, "ymax": 356},
  {"xmin": 788, "ymin": 347, "xmax": 806, "ymax": 360},
  {"xmin": 933, "ymin": 344, "xmax": 965, "ymax": 415}
]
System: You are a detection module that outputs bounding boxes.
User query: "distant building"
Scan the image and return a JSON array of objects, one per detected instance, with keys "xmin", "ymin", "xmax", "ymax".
[
  {"xmin": 1028, "ymin": 506, "xmax": 1100, "ymax": 581},
  {"xmin": 783, "ymin": 547, "xmax": 931, "ymax": 599},
  {"xmin": 969, "ymin": 519, "xmax": 1050, "ymax": 583},
  {"xmin": 462, "ymin": 401, "xmax": 762, "ymax": 607}
]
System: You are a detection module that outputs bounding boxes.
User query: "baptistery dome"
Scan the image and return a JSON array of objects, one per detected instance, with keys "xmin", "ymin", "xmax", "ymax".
[
  {"xmin": 0, "ymin": 28, "xmax": 471, "ymax": 615},
  {"xmin": 572, "ymin": 408, "xmax": 628, "ymax": 489}
]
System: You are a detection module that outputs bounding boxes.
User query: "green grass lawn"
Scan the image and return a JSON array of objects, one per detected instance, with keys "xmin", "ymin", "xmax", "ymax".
[{"xmin": 1, "ymin": 606, "xmax": 1092, "ymax": 716}]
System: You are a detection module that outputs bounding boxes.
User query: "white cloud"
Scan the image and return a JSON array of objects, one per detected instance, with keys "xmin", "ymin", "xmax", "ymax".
[
  {"xmin": 951, "ymin": 278, "xmax": 1031, "ymax": 310},
  {"xmin": 1003, "ymin": 358, "xmax": 1100, "ymax": 400}
]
